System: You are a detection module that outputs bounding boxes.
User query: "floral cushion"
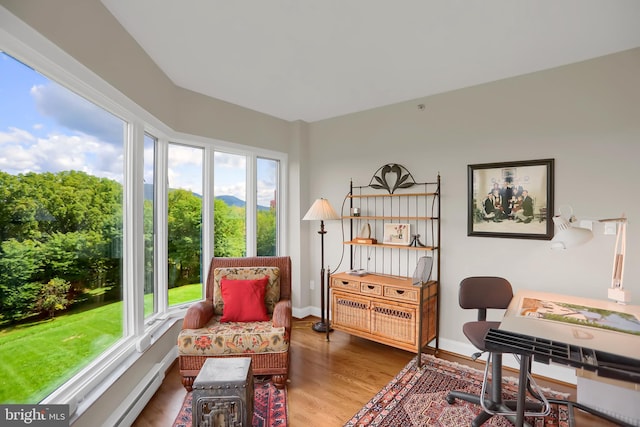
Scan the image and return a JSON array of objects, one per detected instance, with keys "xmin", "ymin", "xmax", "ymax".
[
  {"xmin": 213, "ymin": 267, "xmax": 280, "ymax": 315},
  {"xmin": 177, "ymin": 316, "xmax": 288, "ymax": 356}
]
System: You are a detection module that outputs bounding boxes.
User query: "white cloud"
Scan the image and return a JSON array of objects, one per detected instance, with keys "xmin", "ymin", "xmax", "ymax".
[
  {"xmin": 0, "ymin": 126, "xmax": 37, "ymax": 144},
  {"xmin": 143, "ymin": 144, "xmax": 155, "ymax": 185},
  {"xmin": 0, "ymin": 126, "xmax": 123, "ymax": 181},
  {"xmin": 257, "ymin": 179, "xmax": 275, "ymax": 207},
  {"xmin": 214, "ymin": 151, "xmax": 246, "ymax": 169},
  {"xmin": 215, "ymin": 182, "xmax": 246, "ymax": 201},
  {"xmin": 0, "ymin": 141, "xmax": 41, "ymax": 172},
  {"xmin": 168, "ymin": 144, "xmax": 203, "ymax": 194}
]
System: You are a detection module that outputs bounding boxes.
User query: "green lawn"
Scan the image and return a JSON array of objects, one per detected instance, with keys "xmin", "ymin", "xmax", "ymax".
[{"xmin": 0, "ymin": 284, "xmax": 201, "ymax": 403}]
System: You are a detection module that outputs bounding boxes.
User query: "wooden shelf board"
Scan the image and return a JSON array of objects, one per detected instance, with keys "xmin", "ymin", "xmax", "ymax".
[
  {"xmin": 344, "ymin": 241, "xmax": 436, "ymax": 251},
  {"xmin": 343, "ymin": 215, "xmax": 437, "ymax": 220},
  {"xmin": 348, "ymin": 192, "xmax": 437, "ymax": 198}
]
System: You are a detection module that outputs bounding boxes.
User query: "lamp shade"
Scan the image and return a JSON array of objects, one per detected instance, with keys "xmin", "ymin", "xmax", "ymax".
[
  {"xmin": 303, "ymin": 198, "xmax": 340, "ymax": 221},
  {"xmin": 550, "ymin": 216, "xmax": 593, "ymax": 249}
]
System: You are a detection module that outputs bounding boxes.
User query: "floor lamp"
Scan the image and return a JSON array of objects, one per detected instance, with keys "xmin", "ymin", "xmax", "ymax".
[{"xmin": 303, "ymin": 198, "xmax": 340, "ymax": 338}]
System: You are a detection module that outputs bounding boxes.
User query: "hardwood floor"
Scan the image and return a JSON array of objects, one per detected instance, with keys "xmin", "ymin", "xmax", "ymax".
[{"xmin": 133, "ymin": 317, "xmax": 613, "ymax": 426}]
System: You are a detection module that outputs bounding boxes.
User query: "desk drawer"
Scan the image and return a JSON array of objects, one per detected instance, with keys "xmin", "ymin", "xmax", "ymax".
[
  {"xmin": 361, "ymin": 282, "xmax": 382, "ymax": 296},
  {"xmin": 383, "ymin": 286, "xmax": 418, "ymax": 303},
  {"xmin": 332, "ymin": 277, "xmax": 360, "ymax": 292}
]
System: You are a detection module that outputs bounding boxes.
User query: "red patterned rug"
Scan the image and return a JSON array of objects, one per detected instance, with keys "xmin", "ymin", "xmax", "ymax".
[
  {"xmin": 345, "ymin": 354, "xmax": 570, "ymax": 427},
  {"xmin": 173, "ymin": 379, "xmax": 287, "ymax": 427}
]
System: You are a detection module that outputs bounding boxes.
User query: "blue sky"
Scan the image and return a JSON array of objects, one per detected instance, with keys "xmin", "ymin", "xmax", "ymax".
[
  {"xmin": 0, "ymin": 51, "xmax": 277, "ymax": 205},
  {"xmin": 0, "ymin": 51, "xmax": 125, "ymax": 182}
]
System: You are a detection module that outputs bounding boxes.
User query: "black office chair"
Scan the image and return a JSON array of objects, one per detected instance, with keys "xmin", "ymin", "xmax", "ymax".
[{"xmin": 445, "ymin": 277, "xmax": 517, "ymax": 427}]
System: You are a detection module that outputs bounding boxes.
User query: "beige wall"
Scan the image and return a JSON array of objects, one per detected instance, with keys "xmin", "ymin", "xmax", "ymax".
[{"xmin": 307, "ymin": 48, "xmax": 640, "ymax": 352}]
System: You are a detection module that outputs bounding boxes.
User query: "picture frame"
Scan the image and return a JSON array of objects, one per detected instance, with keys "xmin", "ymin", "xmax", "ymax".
[
  {"xmin": 468, "ymin": 159, "xmax": 554, "ymax": 240},
  {"xmin": 383, "ymin": 223, "xmax": 411, "ymax": 245}
]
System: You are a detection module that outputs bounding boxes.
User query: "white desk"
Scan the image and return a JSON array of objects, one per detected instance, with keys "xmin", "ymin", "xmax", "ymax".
[
  {"xmin": 501, "ymin": 290, "xmax": 640, "ymax": 360},
  {"xmin": 485, "ymin": 290, "xmax": 640, "ymax": 426}
]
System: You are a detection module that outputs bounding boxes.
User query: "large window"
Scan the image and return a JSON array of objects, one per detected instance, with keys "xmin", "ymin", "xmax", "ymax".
[
  {"xmin": 257, "ymin": 157, "xmax": 279, "ymax": 256},
  {"xmin": 212, "ymin": 153, "xmax": 281, "ymax": 257},
  {"xmin": 167, "ymin": 143, "xmax": 203, "ymax": 307},
  {"xmin": 214, "ymin": 151, "xmax": 247, "ymax": 257},
  {"xmin": 0, "ymin": 32, "xmax": 286, "ymax": 407},
  {"xmin": 0, "ymin": 52, "xmax": 125, "ymax": 403}
]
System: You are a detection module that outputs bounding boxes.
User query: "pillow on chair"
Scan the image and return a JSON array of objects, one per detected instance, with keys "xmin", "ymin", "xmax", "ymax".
[
  {"xmin": 213, "ymin": 267, "xmax": 281, "ymax": 315},
  {"xmin": 219, "ymin": 276, "xmax": 270, "ymax": 322}
]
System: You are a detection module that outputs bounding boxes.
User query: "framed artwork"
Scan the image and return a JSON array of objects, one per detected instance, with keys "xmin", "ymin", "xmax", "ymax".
[
  {"xmin": 468, "ymin": 159, "xmax": 554, "ymax": 240},
  {"xmin": 383, "ymin": 223, "xmax": 411, "ymax": 245}
]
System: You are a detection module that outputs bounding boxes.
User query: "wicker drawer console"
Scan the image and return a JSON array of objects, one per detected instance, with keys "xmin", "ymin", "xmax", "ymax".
[{"xmin": 330, "ymin": 272, "xmax": 437, "ymax": 353}]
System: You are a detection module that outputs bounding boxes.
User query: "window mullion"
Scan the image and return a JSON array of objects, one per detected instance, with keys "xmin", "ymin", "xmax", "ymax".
[
  {"xmin": 156, "ymin": 138, "xmax": 169, "ymax": 312},
  {"xmin": 202, "ymin": 147, "xmax": 215, "ymax": 282},
  {"xmin": 124, "ymin": 122, "xmax": 145, "ymax": 336},
  {"xmin": 246, "ymin": 154, "xmax": 257, "ymax": 257}
]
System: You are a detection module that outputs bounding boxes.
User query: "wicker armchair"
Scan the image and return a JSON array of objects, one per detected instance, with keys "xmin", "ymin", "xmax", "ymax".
[{"xmin": 178, "ymin": 256, "xmax": 292, "ymax": 390}]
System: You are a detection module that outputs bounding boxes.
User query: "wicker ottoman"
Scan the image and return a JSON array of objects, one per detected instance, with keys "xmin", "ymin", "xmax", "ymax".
[{"xmin": 192, "ymin": 357, "xmax": 254, "ymax": 427}]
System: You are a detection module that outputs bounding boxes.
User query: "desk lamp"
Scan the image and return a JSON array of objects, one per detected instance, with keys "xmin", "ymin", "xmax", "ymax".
[
  {"xmin": 551, "ymin": 208, "xmax": 630, "ymax": 304},
  {"xmin": 550, "ymin": 209, "xmax": 593, "ymax": 250},
  {"xmin": 303, "ymin": 198, "xmax": 340, "ymax": 338}
]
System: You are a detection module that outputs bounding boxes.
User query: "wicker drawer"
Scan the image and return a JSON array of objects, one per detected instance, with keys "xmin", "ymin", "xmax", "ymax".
[
  {"xmin": 371, "ymin": 301, "xmax": 416, "ymax": 345},
  {"xmin": 331, "ymin": 277, "xmax": 360, "ymax": 292},
  {"xmin": 332, "ymin": 293, "xmax": 370, "ymax": 332},
  {"xmin": 360, "ymin": 282, "xmax": 382, "ymax": 296},
  {"xmin": 383, "ymin": 286, "xmax": 418, "ymax": 303}
]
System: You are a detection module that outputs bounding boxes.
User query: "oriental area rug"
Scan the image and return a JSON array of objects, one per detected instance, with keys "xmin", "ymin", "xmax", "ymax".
[
  {"xmin": 345, "ymin": 354, "xmax": 569, "ymax": 427},
  {"xmin": 172, "ymin": 379, "xmax": 287, "ymax": 427}
]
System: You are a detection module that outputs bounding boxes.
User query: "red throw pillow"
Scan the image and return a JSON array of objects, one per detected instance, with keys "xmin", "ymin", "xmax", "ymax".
[{"xmin": 220, "ymin": 276, "xmax": 270, "ymax": 323}]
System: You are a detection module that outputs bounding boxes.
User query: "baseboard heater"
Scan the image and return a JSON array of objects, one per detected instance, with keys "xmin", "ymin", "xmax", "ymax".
[{"xmin": 105, "ymin": 362, "xmax": 165, "ymax": 427}]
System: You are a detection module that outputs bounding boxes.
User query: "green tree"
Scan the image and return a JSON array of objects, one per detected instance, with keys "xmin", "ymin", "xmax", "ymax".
[
  {"xmin": 213, "ymin": 199, "xmax": 245, "ymax": 257},
  {"xmin": 0, "ymin": 172, "xmax": 40, "ymax": 242},
  {"xmin": 0, "ymin": 239, "xmax": 43, "ymax": 321},
  {"xmin": 0, "ymin": 170, "xmax": 123, "ymax": 322},
  {"xmin": 40, "ymin": 231, "xmax": 111, "ymax": 292},
  {"xmin": 37, "ymin": 277, "xmax": 71, "ymax": 318},
  {"xmin": 168, "ymin": 189, "xmax": 202, "ymax": 287},
  {"xmin": 143, "ymin": 199, "xmax": 154, "ymax": 295},
  {"xmin": 257, "ymin": 208, "xmax": 276, "ymax": 256}
]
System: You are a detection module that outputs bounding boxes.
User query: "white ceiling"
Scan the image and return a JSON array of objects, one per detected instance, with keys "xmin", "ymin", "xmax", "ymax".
[{"xmin": 101, "ymin": 0, "xmax": 640, "ymax": 122}]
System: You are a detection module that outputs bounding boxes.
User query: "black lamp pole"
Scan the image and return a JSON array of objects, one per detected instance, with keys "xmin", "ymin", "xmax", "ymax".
[{"xmin": 312, "ymin": 220, "xmax": 332, "ymax": 338}]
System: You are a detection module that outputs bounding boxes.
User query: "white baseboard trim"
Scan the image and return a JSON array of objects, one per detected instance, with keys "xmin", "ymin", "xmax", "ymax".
[
  {"xmin": 108, "ymin": 348, "xmax": 177, "ymax": 427},
  {"xmin": 107, "ymin": 363, "xmax": 164, "ymax": 427},
  {"xmin": 292, "ymin": 306, "xmax": 320, "ymax": 319}
]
